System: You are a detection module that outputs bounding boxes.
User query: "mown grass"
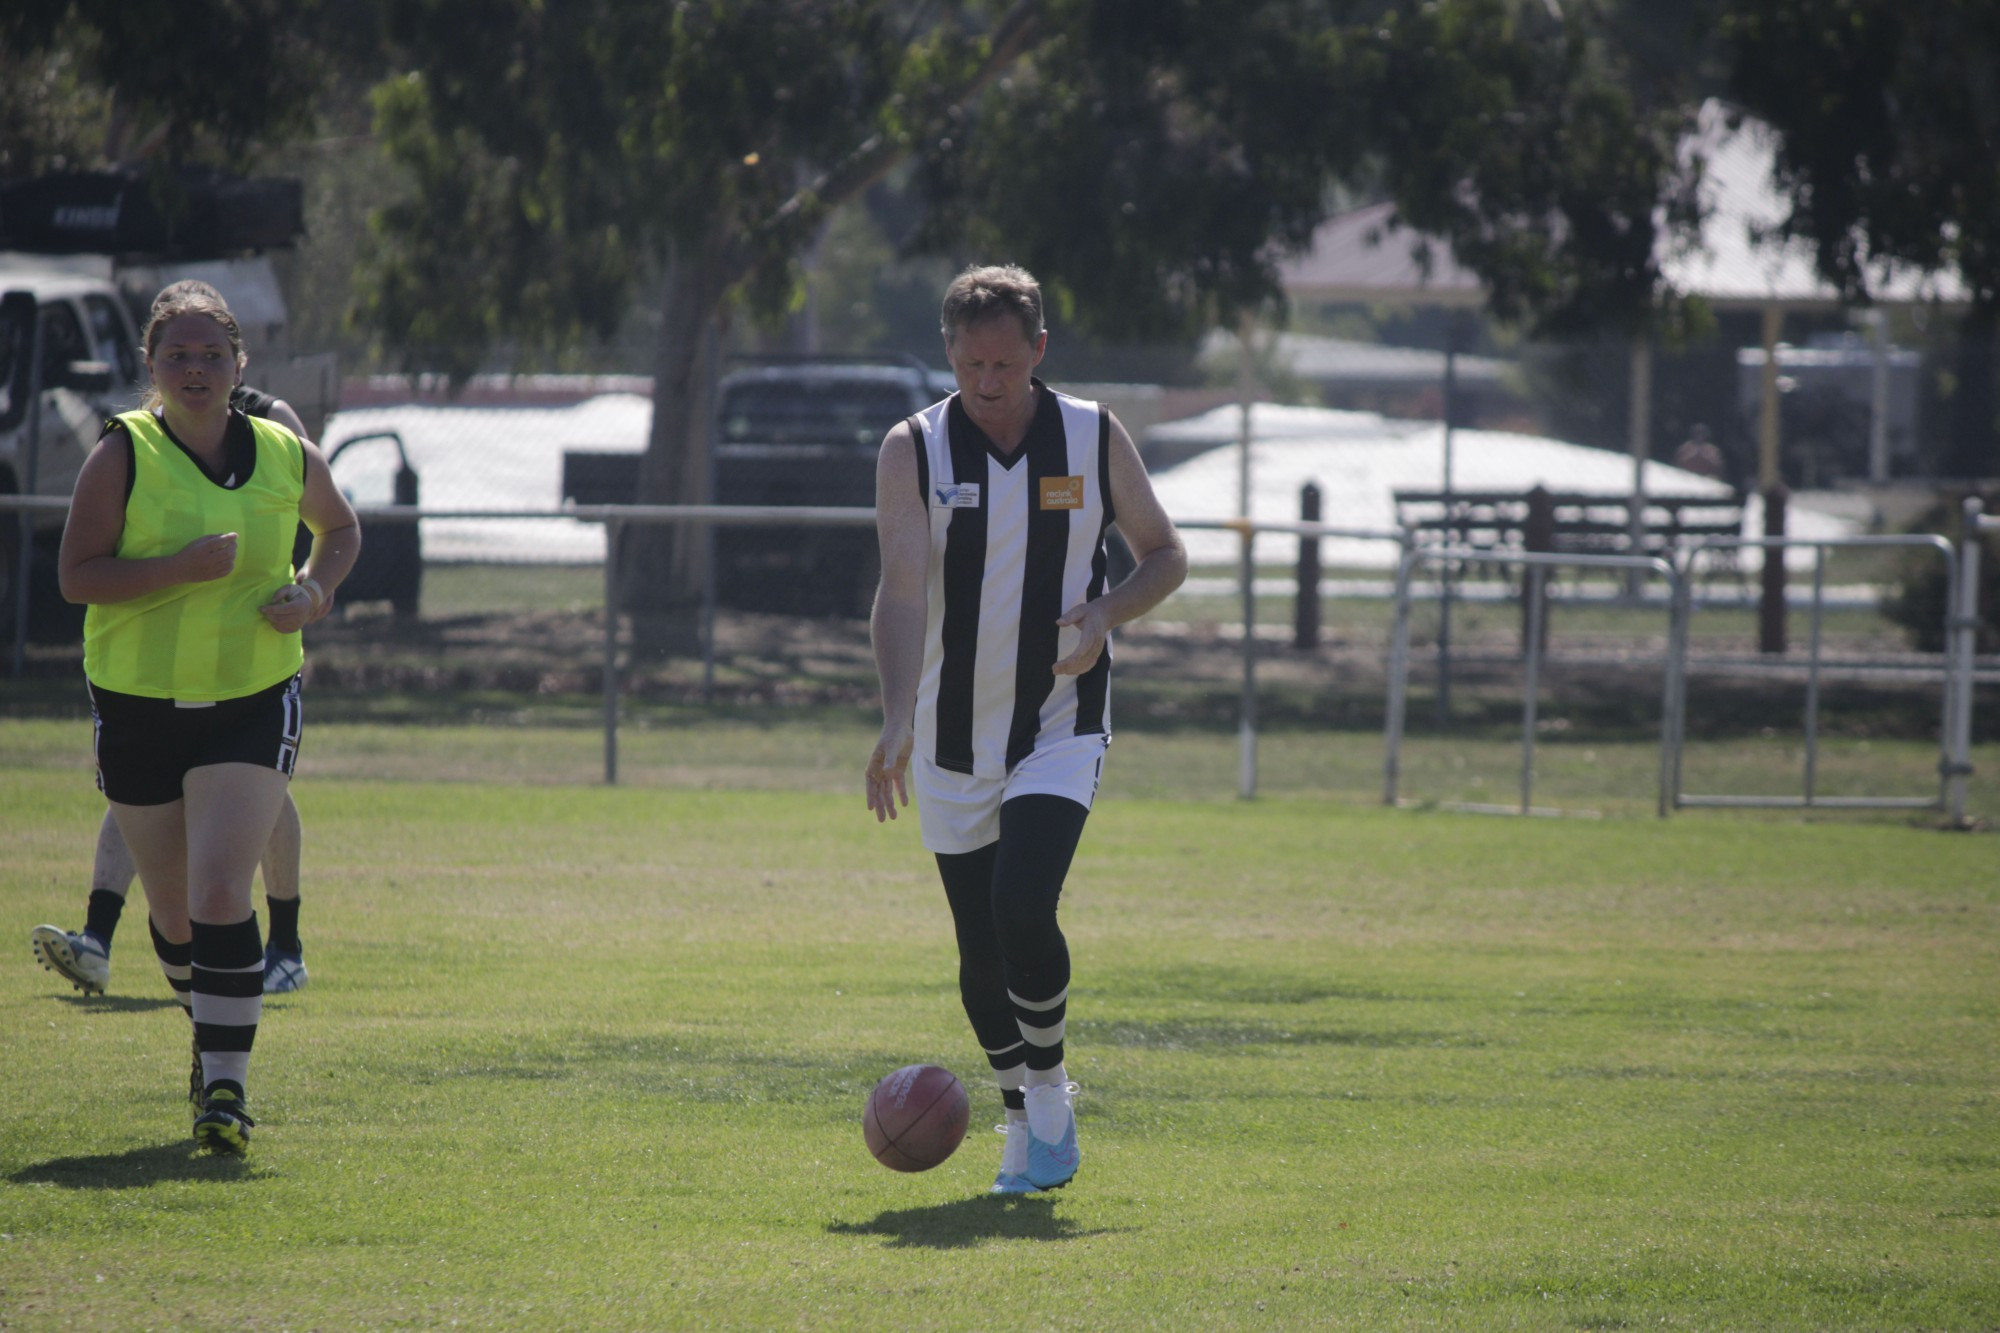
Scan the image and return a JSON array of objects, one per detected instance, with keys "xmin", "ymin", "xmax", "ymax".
[
  {"xmin": 409, "ymin": 560, "xmax": 1916, "ymax": 646},
  {"xmin": 0, "ymin": 719, "xmax": 1995, "ymax": 1330},
  {"xmin": 1, "ymin": 715, "xmax": 1991, "ymax": 821}
]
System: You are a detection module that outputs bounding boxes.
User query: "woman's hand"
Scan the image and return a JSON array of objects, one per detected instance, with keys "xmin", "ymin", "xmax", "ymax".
[
  {"xmin": 176, "ymin": 532, "xmax": 238, "ymax": 584},
  {"xmin": 258, "ymin": 578, "xmax": 322, "ymax": 634}
]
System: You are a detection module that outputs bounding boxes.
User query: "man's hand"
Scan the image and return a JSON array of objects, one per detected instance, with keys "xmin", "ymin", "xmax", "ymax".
[
  {"xmin": 866, "ymin": 722, "xmax": 914, "ymax": 822},
  {"xmin": 1052, "ymin": 599, "xmax": 1112, "ymax": 676}
]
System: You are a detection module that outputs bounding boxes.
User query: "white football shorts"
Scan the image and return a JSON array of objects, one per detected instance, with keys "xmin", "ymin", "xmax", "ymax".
[{"xmin": 913, "ymin": 733, "xmax": 1109, "ymax": 854}]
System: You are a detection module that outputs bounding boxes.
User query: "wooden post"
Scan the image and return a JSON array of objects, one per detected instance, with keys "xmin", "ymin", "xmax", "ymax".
[
  {"xmin": 1294, "ymin": 482, "xmax": 1321, "ymax": 649},
  {"xmin": 1523, "ymin": 485, "xmax": 1556, "ymax": 656},
  {"xmin": 1435, "ymin": 316, "xmax": 1461, "ymax": 725},
  {"xmin": 1757, "ymin": 306, "xmax": 1788, "ymax": 654},
  {"xmin": 1626, "ymin": 334, "xmax": 1652, "ymax": 598},
  {"xmin": 1759, "ymin": 484, "xmax": 1788, "ymax": 654},
  {"xmin": 1757, "ymin": 307, "xmax": 1785, "ymax": 490}
]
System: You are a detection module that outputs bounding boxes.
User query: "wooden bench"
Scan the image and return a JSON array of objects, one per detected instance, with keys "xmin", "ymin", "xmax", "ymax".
[
  {"xmin": 1392, "ymin": 486, "xmax": 1746, "ymax": 650},
  {"xmin": 1391, "ymin": 487, "xmax": 1745, "ymax": 564}
]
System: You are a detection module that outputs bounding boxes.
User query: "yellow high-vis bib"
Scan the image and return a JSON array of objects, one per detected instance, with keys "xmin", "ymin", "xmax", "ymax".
[{"xmin": 83, "ymin": 410, "xmax": 307, "ymax": 700}]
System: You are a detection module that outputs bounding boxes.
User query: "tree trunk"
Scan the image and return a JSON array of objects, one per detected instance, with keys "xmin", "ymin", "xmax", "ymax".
[
  {"xmin": 626, "ymin": 234, "xmax": 737, "ymax": 655},
  {"xmin": 1945, "ymin": 307, "xmax": 1997, "ymax": 480}
]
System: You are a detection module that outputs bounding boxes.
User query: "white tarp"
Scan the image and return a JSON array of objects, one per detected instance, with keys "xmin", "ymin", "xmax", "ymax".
[
  {"xmin": 318, "ymin": 395, "xmax": 1855, "ymax": 569},
  {"xmin": 1145, "ymin": 402, "xmax": 1853, "ymax": 569},
  {"xmin": 323, "ymin": 396, "xmax": 651, "ymax": 562}
]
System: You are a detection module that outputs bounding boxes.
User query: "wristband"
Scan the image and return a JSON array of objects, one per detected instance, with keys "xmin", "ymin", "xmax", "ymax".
[{"xmin": 297, "ymin": 576, "xmax": 325, "ymax": 610}]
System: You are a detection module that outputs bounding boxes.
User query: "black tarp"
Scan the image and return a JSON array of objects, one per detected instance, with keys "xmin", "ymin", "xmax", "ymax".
[{"xmin": 0, "ymin": 170, "xmax": 302, "ymax": 258}]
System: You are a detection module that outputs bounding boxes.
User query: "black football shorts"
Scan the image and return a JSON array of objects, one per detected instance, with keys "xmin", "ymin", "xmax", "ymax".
[{"xmin": 88, "ymin": 673, "xmax": 303, "ymax": 806}]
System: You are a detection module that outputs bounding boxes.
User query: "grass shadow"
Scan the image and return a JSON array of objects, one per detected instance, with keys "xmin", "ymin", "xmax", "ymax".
[
  {"xmin": 48, "ymin": 993, "xmax": 183, "ymax": 1014},
  {"xmin": 10, "ymin": 1141, "xmax": 255, "ymax": 1190},
  {"xmin": 1077, "ymin": 1017, "xmax": 1478, "ymax": 1051},
  {"xmin": 826, "ymin": 1194, "xmax": 1127, "ymax": 1249}
]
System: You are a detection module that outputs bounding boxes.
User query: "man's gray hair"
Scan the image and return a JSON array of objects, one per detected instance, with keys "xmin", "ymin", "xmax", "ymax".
[{"xmin": 941, "ymin": 264, "xmax": 1044, "ymax": 345}]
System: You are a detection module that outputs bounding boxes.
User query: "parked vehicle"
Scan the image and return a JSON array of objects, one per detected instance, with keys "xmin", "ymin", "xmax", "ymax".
[
  {"xmin": 2, "ymin": 261, "xmax": 405, "ymax": 642},
  {"xmin": 562, "ymin": 358, "xmax": 953, "ymax": 618},
  {"xmin": 0, "ymin": 267, "xmax": 145, "ymax": 645},
  {"xmin": 711, "ymin": 358, "xmax": 952, "ymax": 617},
  {"xmin": 2, "ymin": 172, "xmax": 342, "ymax": 651},
  {"xmin": 294, "ymin": 430, "xmax": 423, "ymax": 619}
]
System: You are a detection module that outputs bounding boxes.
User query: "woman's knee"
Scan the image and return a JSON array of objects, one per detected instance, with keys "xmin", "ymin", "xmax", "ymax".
[{"xmin": 186, "ymin": 879, "xmax": 255, "ymax": 925}]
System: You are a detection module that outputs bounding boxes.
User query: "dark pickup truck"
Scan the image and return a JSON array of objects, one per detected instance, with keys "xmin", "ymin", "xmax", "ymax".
[{"xmin": 566, "ymin": 358, "xmax": 953, "ymax": 618}]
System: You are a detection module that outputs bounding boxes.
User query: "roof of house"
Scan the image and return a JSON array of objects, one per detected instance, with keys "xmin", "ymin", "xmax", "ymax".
[
  {"xmin": 1278, "ymin": 102, "xmax": 1968, "ymax": 314},
  {"xmin": 1203, "ymin": 329, "xmax": 1509, "ymax": 386}
]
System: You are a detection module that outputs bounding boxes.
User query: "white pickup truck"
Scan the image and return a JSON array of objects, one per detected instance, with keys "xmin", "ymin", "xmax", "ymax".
[
  {"xmin": 0, "ymin": 265, "xmax": 147, "ymax": 645},
  {"xmin": 0, "ymin": 255, "xmax": 347, "ymax": 645}
]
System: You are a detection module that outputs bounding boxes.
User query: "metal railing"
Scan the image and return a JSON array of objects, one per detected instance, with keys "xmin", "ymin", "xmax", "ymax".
[
  {"xmin": 1668, "ymin": 534, "xmax": 1960, "ymax": 815},
  {"xmin": 1178, "ymin": 517, "xmax": 1407, "ymax": 799},
  {"xmin": 315, "ymin": 502, "xmax": 880, "ymax": 785},
  {"xmin": 1952, "ymin": 498, "xmax": 2000, "ymax": 824},
  {"xmin": 1381, "ymin": 544, "xmax": 1685, "ymax": 817},
  {"xmin": 3, "ymin": 494, "xmax": 1988, "ymax": 819}
]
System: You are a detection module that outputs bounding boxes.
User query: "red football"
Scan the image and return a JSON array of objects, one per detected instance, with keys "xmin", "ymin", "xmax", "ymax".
[{"xmin": 863, "ymin": 1064, "xmax": 970, "ymax": 1172}]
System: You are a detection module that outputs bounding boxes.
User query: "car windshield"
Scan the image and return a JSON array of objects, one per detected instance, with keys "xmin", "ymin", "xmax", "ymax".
[{"xmin": 719, "ymin": 380, "xmax": 914, "ymax": 448}]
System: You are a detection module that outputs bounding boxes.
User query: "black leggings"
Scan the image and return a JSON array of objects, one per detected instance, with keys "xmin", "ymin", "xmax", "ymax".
[{"xmin": 934, "ymin": 793, "xmax": 1090, "ymax": 1075}]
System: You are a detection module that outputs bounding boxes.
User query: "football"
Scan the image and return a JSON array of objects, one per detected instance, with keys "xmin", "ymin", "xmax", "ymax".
[{"xmin": 863, "ymin": 1063, "xmax": 970, "ymax": 1172}]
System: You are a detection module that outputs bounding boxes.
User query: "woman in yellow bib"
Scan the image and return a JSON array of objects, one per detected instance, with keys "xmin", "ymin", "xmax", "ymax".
[{"xmin": 57, "ymin": 281, "xmax": 359, "ymax": 1155}]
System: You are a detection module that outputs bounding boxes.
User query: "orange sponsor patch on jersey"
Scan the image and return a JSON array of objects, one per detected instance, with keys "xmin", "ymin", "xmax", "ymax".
[{"xmin": 1040, "ymin": 475, "xmax": 1085, "ymax": 510}]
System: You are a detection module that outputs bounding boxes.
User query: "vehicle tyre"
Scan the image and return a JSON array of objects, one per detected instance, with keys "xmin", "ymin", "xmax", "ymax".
[{"xmin": 0, "ymin": 510, "xmax": 17, "ymax": 649}]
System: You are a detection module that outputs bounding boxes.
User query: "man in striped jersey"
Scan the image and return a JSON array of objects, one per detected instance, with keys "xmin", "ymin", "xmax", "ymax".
[{"xmin": 866, "ymin": 265, "xmax": 1187, "ymax": 1194}]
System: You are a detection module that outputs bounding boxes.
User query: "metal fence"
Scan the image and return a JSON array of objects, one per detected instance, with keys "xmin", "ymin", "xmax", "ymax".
[
  {"xmin": 1381, "ymin": 544, "xmax": 1684, "ymax": 816},
  {"xmin": 1668, "ymin": 534, "xmax": 1962, "ymax": 817},
  {"xmin": 4, "ymin": 493, "xmax": 1991, "ymax": 820}
]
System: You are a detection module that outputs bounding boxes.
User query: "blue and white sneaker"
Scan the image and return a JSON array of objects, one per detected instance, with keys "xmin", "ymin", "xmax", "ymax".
[
  {"xmin": 31, "ymin": 925, "xmax": 109, "ymax": 995},
  {"xmin": 262, "ymin": 944, "xmax": 307, "ymax": 994},
  {"xmin": 1023, "ymin": 1081, "xmax": 1081, "ymax": 1190},
  {"xmin": 991, "ymin": 1118, "xmax": 1036, "ymax": 1195}
]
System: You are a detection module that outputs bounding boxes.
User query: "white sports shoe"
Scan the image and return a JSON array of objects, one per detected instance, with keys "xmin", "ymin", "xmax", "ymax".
[
  {"xmin": 1023, "ymin": 1081, "xmax": 1080, "ymax": 1190},
  {"xmin": 31, "ymin": 926, "xmax": 109, "ymax": 995},
  {"xmin": 262, "ymin": 944, "xmax": 307, "ymax": 994},
  {"xmin": 991, "ymin": 1118, "xmax": 1035, "ymax": 1195}
]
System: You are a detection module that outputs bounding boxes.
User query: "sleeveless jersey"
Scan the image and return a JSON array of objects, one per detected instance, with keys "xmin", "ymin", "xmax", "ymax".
[
  {"xmin": 910, "ymin": 382, "xmax": 1114, "ymax": 777},
  {"xmin": 84, "ymin": 409, "xmax": 307, "ymax": 700}
]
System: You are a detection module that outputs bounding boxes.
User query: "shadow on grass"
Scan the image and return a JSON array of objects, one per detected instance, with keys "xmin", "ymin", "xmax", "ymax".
[
  {"xmin": 1077, "ymin": 1017, "xmax": 1479, "ymax": 1050},
  {"xmin": 827, "ymin": 1194, "xmax": 1127, "ymax": 1249},
  {"xmin": 10, "ymin": 1142, "xmax": 255, "ymax": 1190},
  {"xmin": 47, "ymin": 994, "xmax": 183, "ymax": 1015}
]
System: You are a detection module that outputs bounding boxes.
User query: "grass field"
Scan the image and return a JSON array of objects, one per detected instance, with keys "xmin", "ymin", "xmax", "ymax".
[{"xmin": 1, "ymin": 719, "xmax": 1995, "ymax": 1330}]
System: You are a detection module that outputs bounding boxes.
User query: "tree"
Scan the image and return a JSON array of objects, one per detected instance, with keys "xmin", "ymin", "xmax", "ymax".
[
  {"xmin": 1715, "ymin": 0, "xmax": 2000, "ymax": 476},
  {"xmin": 0, "ymin": 1, "xmax": 339, "ymax": 173},
  {"xmin": 918, "ymin": 0, "xmax": 1704, "ymax": 375},
  {"xmin": 362, "ymin": 0, "xmax": 1706, "ymax": 623},
  {"xmin": 359, "ymin": 1, "xmax": 1048, "ymax": 628}
]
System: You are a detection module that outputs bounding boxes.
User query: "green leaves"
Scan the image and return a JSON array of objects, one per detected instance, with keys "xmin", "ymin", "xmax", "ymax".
[
  {"xmin": 1718, "ymin": 0, "xmax": 2000, "ymax": 310},
  {"xmin": 359, "ymin": 0, "xmax": 943, "ymax": 376}
]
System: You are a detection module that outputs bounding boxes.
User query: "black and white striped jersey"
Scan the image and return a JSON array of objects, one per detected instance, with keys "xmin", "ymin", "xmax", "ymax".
[{"xmin": 909, "ymin": 381, "xmax": 1115, "ymax": 777}]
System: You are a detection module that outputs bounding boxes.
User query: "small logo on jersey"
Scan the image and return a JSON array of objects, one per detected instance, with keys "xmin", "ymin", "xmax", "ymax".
[
  {"xmin": 1040, "ymin": 475, "xmax": 1085, "ymax": 510},
  {"xmin": 934, "ymin": 482, "xmax": 981, "ymax": 509}
]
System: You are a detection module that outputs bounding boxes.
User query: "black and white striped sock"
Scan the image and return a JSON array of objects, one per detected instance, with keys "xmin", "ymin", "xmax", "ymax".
[
  {"xmin": 190, "ymin": 915, "xmax": 264, "ymax": 1097},
  {"xmin": 1010, "ymin": 981, "xmax": 1068, "ymax": 1074},
  {"xmin": 147, "ymin": 916, "xmax": 193, "ymax": 1020}
]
